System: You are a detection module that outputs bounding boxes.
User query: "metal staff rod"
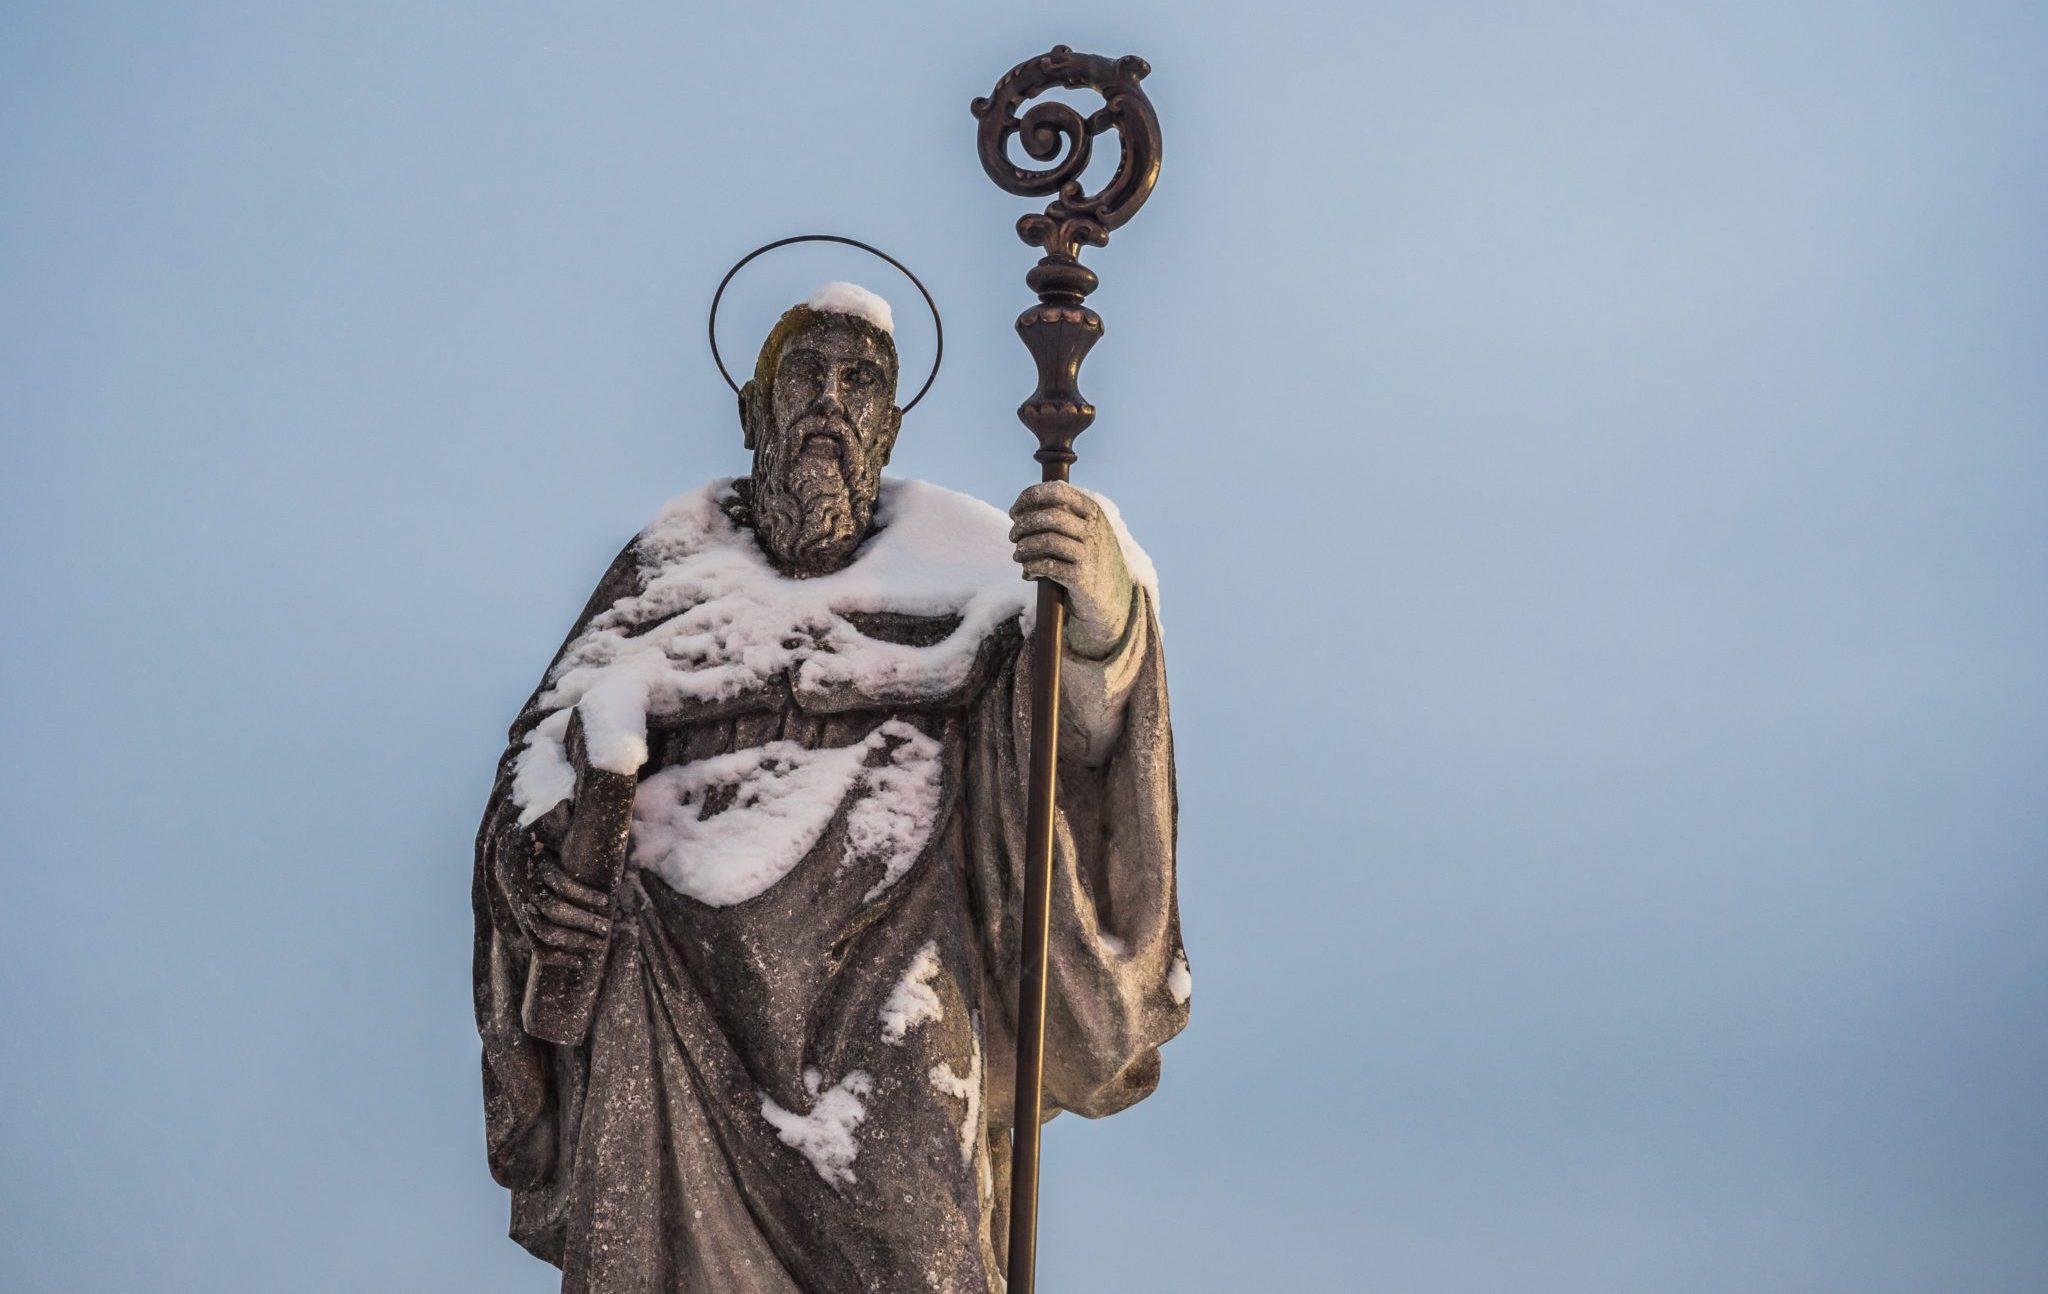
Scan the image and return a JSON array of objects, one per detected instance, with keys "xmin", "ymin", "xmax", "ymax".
[{"xmin": 971, "ymin": 45, "xmax": 1162, "ymax": 1294}]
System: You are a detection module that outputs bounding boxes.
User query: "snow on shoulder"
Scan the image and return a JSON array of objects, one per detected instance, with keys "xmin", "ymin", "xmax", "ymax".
[
  {"xmin": 512, "ymin": 477, "xmax": 1030, "ymax": 826},
  {"xmin": 805, "ymin": 281, "xmax": 893, "ymax": 335},
  {"xmin": 508, "ymin": 474, "xmax": 1162, "ymax": 868}
]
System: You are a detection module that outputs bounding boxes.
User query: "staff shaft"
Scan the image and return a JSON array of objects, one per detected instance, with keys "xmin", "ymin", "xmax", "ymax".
[{"xmin": 1006, "ymin": 461, "xmax": 1068, "ymax": 1294}]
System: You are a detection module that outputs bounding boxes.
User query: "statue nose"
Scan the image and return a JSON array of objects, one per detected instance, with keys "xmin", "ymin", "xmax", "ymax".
[{"xmin": 813, "ymin": 374, "xmax": 847, "ymax": 414}]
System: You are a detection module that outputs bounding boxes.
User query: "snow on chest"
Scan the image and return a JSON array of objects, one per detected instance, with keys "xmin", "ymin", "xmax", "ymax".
[
  {"xmin": 510, "ymin": 477, "xmax": 1028, "ymax": 826},
  {"xmin": 629, "ymin": 719, "xmax": 943, "ymax": 906}
]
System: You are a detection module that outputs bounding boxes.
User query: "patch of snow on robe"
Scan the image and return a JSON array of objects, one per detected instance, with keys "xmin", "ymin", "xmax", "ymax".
[
  {"xmin": 928, "ymin": 1018, "xmax": 983, "ymax": 1167},
  {"xmin": 879, "ymin": 942, "xmax": 944, "ymax": 1044},
  {"xmin": 630, "ymin": 719, "xmax": 942, "ymax": 907},
  {"xmin": 761, "ymin": 1067, "xmax": 874, "ymax": 1189}
]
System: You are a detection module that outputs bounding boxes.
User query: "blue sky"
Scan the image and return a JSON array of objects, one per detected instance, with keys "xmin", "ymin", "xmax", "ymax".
[{"xmin": 3, "ymin": 3, "xmax": 2045, "ymax": 1291}]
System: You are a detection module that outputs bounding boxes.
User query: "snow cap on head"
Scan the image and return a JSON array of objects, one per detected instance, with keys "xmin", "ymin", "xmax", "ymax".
[{"xmin": 804, "ymin": 281, "xmax": 894, "ymax": 336}]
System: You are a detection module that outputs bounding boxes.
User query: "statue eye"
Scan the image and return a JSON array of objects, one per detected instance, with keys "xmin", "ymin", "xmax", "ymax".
[
  {"xmin": 845, "ymin": 365, "xmax": 874, "ymax": 389},
  {"xmin": 782, "ymin": 354, "xmax": 823, "ymax": 389}
]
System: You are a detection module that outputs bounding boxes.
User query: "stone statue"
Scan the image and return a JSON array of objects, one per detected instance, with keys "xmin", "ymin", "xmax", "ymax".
[{"xmin": 473, "ymin": 281, "xmax": 1190, "ymax": 1293}]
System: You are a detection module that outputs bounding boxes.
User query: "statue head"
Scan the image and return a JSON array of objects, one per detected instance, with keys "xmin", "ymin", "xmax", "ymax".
[{"xmin": 738, "ymin": 283, "xmax": 903, "ymax": 577}]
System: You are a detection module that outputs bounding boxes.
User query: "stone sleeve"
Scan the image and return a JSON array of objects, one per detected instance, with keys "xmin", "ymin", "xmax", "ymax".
[
  {"xmin": 1057, "ymin": 582, "xmax": 1151, "ymax": 768},
  {"xmin": 963, "ymin": 587, "xmax": 1190, "ymax": 1127}
]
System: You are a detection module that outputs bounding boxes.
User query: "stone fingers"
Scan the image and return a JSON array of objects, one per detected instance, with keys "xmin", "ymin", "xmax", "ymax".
[
  {"xmin": 541, "ymin": 864, "xmax": 611, "ymax": 912},
  {"xmin": 1019, "ymin": 561, "xmax": 1085, "ymax": 591},
  {"xmin": 1011, "ymin": 532, "xmax": 1088, "ymax": 567},
  {"xmin": 1011, "ymin": 484, "xmax": 1108, "ymax": 598},
  {"xmin": 531, "ymin": 926, "xmax": 607, "ymax": 956},
  {"xmin": 515, "ymin": 854, "xmax": 613, "ymax": 954},
  {"xmin": 1008, "ymin": 508, "xmax": 1088, "ymax": 545},
  {"xmin": 1010, "ymin": 480, "xmax": 1095, "ymax": 522},
  {"xmin": 536, "ymin": 885, "xmax": 609, "ymax": 934},
  {"xmin": 529, "ymin": 892, "xmax": 610, "ymax": 952}
]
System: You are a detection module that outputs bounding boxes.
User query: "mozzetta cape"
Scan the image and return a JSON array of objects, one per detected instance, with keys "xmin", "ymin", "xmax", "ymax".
[{"xmin": 472, "ymin": 477, "xmax": 1190, "ymax": 1294}]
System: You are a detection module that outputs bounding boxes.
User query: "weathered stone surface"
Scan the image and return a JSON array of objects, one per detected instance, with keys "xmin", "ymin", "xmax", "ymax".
[{"xmin": 473, "ymin": 298, "xmax": 1188, "ymax": 1292}]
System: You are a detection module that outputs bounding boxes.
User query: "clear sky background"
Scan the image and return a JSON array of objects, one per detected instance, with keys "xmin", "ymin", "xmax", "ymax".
[{"xmin": 3, "ymin": 3, "xmax": 2044, "ymax": 1291}]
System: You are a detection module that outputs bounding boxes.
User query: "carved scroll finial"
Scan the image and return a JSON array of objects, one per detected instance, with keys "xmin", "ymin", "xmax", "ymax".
[
  {"xmin": 971, "ymin": 46, "xmax": 1161, "ymax": 267},
  {"xmin": 971, "ymin": 46, "xmax": 1161, "ymax": 465}
]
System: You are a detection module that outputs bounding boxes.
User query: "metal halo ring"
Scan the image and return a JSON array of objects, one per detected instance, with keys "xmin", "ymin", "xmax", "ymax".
[{"xmin": 709, "ymin": 234, "xmax": 944, "ymax": 413}]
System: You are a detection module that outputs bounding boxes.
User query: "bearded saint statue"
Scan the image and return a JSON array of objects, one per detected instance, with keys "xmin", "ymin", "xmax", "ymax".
[{"xmin": 472, "ymin": 281, "xmax": 1190, "ymax": 1293}]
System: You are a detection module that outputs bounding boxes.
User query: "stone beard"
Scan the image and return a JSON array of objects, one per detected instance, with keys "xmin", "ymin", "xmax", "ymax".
[
  {"xmin": 747, "ymin": 390, "xmax": 880, "ymax": 577},
  {"xmin": 473, "ymin": 288, "xmax": 1188, "ymax": 1294}
]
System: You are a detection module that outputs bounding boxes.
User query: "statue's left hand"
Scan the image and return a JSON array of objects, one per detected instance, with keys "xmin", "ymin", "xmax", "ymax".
[
  {"xmin": 1010, "ymin": 481, "xmax": 1134, "ymax": 658},
  {"xmin": 496, "ymin": 801, "xmax": 613, "ymax": 958}
]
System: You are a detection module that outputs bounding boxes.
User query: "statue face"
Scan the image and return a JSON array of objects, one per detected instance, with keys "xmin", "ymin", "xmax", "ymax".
[{"xmin": 747, "ymin": 315, "xmax": 901, "ymax": 577}]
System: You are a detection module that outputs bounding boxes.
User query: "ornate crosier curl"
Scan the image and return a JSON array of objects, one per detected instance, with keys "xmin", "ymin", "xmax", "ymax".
[
  {"xmin": 971, "ymin": 46, "xmax": 1161, "ymax": 469},
  {"xmin": 971, "ymin": 46, "xmax": 1162, "ymax": 264}
]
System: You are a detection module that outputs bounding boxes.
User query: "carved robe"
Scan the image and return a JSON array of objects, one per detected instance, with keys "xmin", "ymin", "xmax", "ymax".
[{"xmin": 473, "ymin": 477, "xmax": 1188, "ymax": 1293}]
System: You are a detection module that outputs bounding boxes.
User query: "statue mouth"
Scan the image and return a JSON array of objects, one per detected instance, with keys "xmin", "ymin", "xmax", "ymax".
[
  {"xmin": 778, "ymin": 425, "xmax": 858, "ymax": 516},
  {"xmin": 793, "ymin": 422, "xmax": 854, "ymax": 468}
]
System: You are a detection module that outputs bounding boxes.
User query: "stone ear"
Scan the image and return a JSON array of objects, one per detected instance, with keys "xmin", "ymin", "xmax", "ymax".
[{"xmin": 739, "ymin": 380, "xmax": 758, "ymax": 450}]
